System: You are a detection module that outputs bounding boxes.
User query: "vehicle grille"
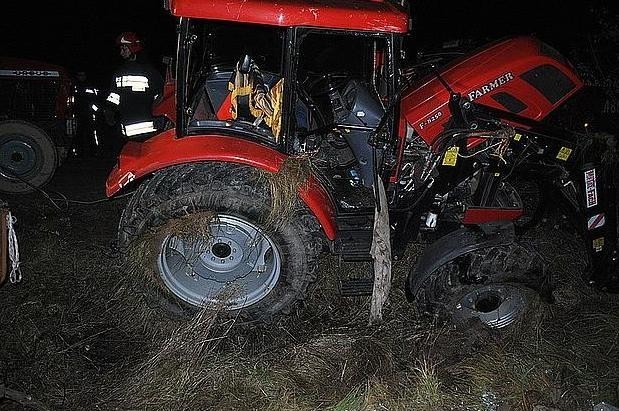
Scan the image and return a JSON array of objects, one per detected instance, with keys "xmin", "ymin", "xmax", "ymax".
[{"xmin": 0, "ymin": 78, "xmax": 60, "ymax": 123}]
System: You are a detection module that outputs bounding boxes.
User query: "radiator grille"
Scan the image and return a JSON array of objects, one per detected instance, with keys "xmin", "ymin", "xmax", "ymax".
[{"xmin": 0, "ymin": 78, "xmax": 60, "ymax": 122}]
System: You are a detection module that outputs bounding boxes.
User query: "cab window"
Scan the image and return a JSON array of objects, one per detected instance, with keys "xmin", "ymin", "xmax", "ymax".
[{"xmin": 183, "ymin": 20, "xmax": 286, "ymax": 142}]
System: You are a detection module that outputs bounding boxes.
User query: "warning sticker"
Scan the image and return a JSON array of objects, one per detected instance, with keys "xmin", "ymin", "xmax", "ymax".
[
  {"xmin": 584, "ymin": 169, "xmax": 598, "ymax": 208},
  {"xmin": 587, "ymin": 213, "xmax": 606, "ymax": 230},
  {"xmin": 442, "ymin": 146, "xmax": 459, "ymax": 167},
  {"xmin": 593, "ymin": 237, "xmax": 605, "ymax": 252},
  {"xmin": 514, "ymin": 133, "xmax": 522, "ymax": 141},
  {"xmin": 556, "ymin": 147, "xmax": 573, "ymax": 161}
]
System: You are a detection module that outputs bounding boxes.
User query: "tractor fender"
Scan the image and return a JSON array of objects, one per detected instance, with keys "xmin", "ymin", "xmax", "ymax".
[
  {"xmin": 106, "ymin": 129, "xmax": 337, "ymax": 240},
  {"xmin": 406, "ymin": 222, "xmax": 516, "ymax": 301}
]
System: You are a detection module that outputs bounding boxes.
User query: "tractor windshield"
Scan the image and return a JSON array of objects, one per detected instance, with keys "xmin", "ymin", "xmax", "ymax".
[
  {"xmin": 292, "ymin": 30, "xmax": 395, "ymax": 150},
  {"xmin": 297, "ymin": 31, "xmax": 392, "ymax": 123},
  {"xmin": 291, "ymin": 30, "xmax": 396, "ymax": 187},
  {"xmin": 180, "ymin": 19, "xmax": 286, "ymax": 143}
]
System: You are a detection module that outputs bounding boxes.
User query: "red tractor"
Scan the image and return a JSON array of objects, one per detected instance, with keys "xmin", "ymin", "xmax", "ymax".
[
  {"xmin": 0, "ymin": 57, "xmax": 75, "ymax": 193},
  {"xmin": 107, "ymin": 0, "xmax": 618, "ymax": 327}
]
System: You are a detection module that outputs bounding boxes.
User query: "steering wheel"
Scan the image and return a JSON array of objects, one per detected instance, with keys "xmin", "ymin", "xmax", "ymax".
[{"xmin": 304, "ymin": 72, "xmax": 349, "ymax": 98}]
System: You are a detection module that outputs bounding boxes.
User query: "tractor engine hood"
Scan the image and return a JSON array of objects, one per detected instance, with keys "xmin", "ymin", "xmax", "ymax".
[{"xmin": 401, "ymin": 36, "xmax": 584, "ymax": 146}]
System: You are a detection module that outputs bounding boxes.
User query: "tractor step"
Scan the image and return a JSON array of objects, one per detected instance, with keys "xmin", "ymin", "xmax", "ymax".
[
  {"xmin": 335, "ymin": 213, "xmax": 374, "ymax": 262},
  {"xmin": 339, "ymin": 277, "xmax": 374, "ymax": 297},
  {"xmin": 335, "ymin": 230, "xmax": 373, "ymax": 261}
]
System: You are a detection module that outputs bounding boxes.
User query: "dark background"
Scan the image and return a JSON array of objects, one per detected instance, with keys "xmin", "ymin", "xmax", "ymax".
[
  {"xmin": 3, "ymin": 0, "xmax": 176, "ymax": 87},
  {"xmin": 2, "ymin": 0, "xmax": 617, "ymax": 88}
]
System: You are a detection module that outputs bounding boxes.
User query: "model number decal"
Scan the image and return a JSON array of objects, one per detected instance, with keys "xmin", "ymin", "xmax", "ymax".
[
  {"xmin": 467, "ymin": 72, "xmax": 515, "ymax": 101},
  {"xmin": 0, "ymin": 69, "xmax": 60, "ymax": 78},
  {"xmin": 584, "ymin": 168, "xmax": 598, "ymax": 208},
  {"xmin": 418, "ymin": 111, "xmax": 443, "ymax": 130}
]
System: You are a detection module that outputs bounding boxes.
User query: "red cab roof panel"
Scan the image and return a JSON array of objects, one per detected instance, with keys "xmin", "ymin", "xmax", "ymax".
[{"xmin": 169, "ymin": 0, "xmax": 409, "ymax": 33}]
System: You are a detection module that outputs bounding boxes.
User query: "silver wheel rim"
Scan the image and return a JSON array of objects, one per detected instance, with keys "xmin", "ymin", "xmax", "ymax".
[
  {"xmin": 453, "ymin": 284, "xmax": 526, "ymax": 329},
  {"xmin": 0, "ymin": 138, "xmax": 38, "ymax": 178},
  {"xmin": 157, "ymin": 214, "xmax": 281, "ymax": 309}
]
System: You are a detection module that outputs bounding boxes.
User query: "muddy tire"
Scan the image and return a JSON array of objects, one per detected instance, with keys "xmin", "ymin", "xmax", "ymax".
[
  {"xmin": 119, "ymin": 162, "xmax": 323, "ymax": 321},
  {"xmin": 410, "ymin": 242, "xmax": 548, "ymax": 329},
  {"xmin": 0, "ymin": 120, "xmax": 58, "ymax": 193}
]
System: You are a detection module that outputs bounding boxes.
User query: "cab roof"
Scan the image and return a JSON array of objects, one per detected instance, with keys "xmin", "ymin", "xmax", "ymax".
[{"xmin": 169, "ymin": 0, "xmax": 409, "ymax": 33}]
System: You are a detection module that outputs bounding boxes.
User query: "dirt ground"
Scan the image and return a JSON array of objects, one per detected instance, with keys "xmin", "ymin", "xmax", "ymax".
[{"xmin": 0, "ymin": 156, "xmax": 618, "ymax": 411}]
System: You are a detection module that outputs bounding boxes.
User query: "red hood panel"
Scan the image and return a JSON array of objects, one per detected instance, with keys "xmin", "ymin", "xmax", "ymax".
[{"xmin": 401, "ymin": 36, "xmax": 584, "ymax": 145}]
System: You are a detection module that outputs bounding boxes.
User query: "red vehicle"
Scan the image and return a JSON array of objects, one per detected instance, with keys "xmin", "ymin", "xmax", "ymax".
[
  {"xmin": 107, "ymin": 0, "xmax": 617, "ymax": 327},
  {"xmin": 0, "ymin": 57, "xmax": 75, "ymax": 193}
]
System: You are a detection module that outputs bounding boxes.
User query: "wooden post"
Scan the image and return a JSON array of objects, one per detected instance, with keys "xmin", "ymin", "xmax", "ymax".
[{"xmin": 369, "ymin": 180, "xmax": 392, "ymax": 325}]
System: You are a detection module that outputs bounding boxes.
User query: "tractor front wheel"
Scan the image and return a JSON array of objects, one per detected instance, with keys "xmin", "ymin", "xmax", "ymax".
[{"xmin": 410, "ymin": 242, "xmax": 547, "ymax": 329}]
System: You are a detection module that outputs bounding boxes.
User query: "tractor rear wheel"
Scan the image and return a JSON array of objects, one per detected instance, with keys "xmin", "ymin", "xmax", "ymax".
[
  {"xmin": 0, "ymin": 120, "xmax": 58, "ymax": 193},
  {"xmin": 119, "ymin": 162, "xmax": 323, "ymax": 320}
]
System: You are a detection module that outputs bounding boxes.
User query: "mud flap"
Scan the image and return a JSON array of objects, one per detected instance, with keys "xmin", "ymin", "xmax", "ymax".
[{"xmin": 406, "ymin": 222, "xmax": 516, "ymax": 301}]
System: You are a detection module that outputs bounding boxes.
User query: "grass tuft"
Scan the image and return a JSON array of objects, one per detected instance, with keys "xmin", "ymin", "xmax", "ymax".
[{"xmin": 263, "ymin": 155, "xmax": 313, "ymax": 228}]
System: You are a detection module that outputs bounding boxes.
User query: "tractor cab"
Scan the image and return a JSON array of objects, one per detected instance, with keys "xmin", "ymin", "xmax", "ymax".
[{"xmin": 172, "ymin": 0, "xmax": 408, "ymax": 196}]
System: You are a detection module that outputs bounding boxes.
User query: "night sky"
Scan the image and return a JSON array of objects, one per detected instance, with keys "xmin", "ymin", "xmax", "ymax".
[
  {"xmin": 4, "ymin": 0, "xmax": 176, "ymax": 87},
  {"xmin": 2, "ymin": 0, "xmax": 616, "ymax": 88}
]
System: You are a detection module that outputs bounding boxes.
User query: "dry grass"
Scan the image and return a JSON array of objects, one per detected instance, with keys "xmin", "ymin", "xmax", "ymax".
[
  {"xmin": 262, "ymin": 155, "xmax": 313, "ymax": 228},
  {"xmin": 104, "ymin": 308, "xmax": 234, "ymax": 410},
  {"xmin": 412, "ymin": 356, "xmax": 444, "ymax": 408},
  {"xmin": 1, "ymin": 159, "xmax": 618, "ymax": 411},
  {"xmin": 124, "ymin": 210, "xmax": 216, "ymax": 274},
  {"xmin": 162, "ymin": 210, "xmax": 215, "ymax": 241},
  {"xmin": 105, "ymin": 224, "xmax": 619, "ymax": 411}
]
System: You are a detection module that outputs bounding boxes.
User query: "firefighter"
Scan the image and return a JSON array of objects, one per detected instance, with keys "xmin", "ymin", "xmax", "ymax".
[
  {"xmin": 104, "ymin": 32, "xmax": 163, "ymax": 153},
  {"xmin": 73, "ymin": 71, "xmax": 103, "ymax": 157}
]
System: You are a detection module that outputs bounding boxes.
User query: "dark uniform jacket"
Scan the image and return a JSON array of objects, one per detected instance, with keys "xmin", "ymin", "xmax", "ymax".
[{"xmin": 105, "ymin": 55, "xmax": 163, "ymax": 139}]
